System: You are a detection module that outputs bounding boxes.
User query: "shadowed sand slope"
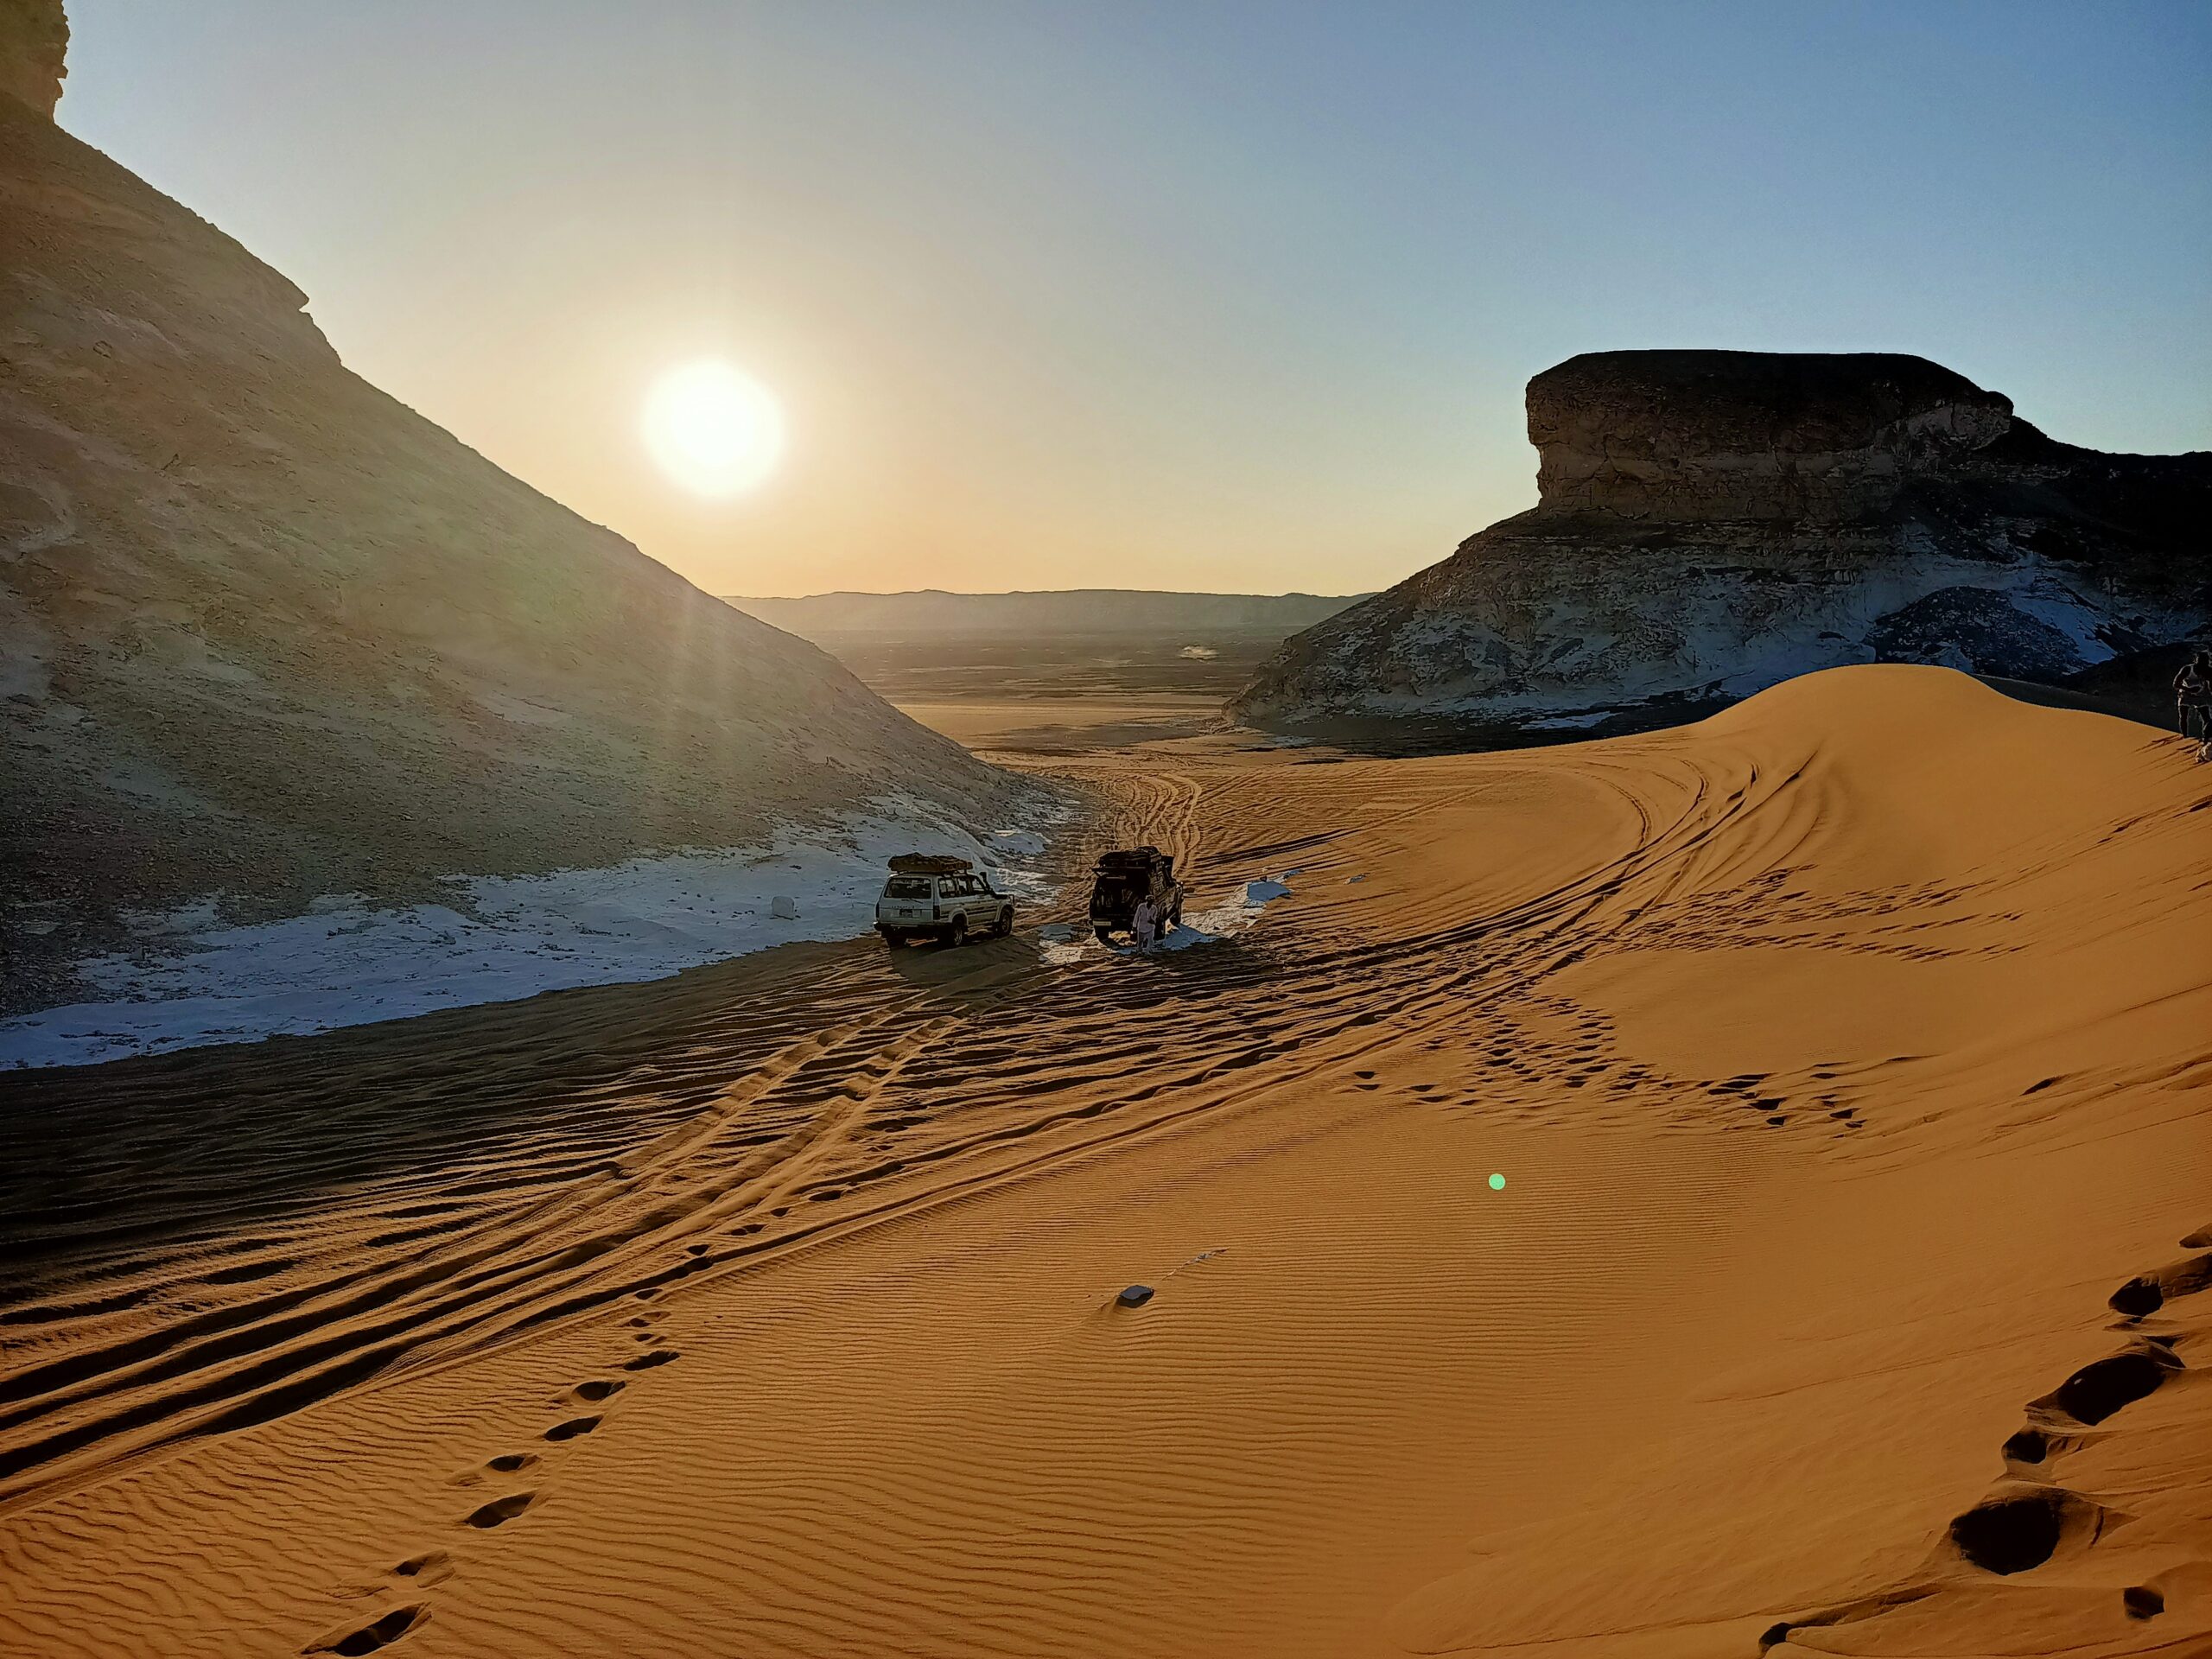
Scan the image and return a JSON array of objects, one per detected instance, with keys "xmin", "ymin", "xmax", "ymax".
[{"xmin": 1, "ymin": 666, "xmax": 2206, "ymax": 1657}]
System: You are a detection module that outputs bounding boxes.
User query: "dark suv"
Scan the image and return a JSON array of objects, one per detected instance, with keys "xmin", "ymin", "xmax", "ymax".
[{"xmin": 1088, "ymin": 847, "xmax": 1183, "ymax": 943}]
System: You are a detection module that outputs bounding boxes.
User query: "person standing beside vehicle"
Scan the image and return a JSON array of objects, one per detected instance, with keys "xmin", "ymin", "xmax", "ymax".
[
  {"xmin": 2176, "ymin": 651, "xmax": 2212, "ymax": 758},
  {"xmin": 1131, "ymin": 893, "xmax": 1159, "ymax": 954}
]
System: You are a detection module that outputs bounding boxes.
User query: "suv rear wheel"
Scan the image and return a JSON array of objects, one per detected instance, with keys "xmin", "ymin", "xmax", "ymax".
[{"xmin": 944, "ymin": 914, "xmax": 969, "ymax": 948}]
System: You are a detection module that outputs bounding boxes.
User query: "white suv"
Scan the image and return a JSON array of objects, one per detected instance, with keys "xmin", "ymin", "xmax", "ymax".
[{"xmin": 875, "ymin": 867, "xmax": 1014, "ymax": 948}]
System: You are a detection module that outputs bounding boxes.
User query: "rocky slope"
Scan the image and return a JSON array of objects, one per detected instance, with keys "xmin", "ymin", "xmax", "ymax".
[
  {"xmin": 0, "ymin": 18, "xmax": 1033, "ymax": 1014},
  {"xmin": 1234, "ymin": 350, "xmax": 2210, "ymax": 733}
]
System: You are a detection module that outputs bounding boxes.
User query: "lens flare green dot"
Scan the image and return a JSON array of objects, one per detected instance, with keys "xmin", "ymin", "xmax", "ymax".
[{"xmin": 1488, "ymin": 1173, "xmax": 1506, "ymax": 1192}]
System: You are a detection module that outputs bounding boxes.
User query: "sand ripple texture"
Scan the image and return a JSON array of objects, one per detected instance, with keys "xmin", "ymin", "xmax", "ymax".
[{"xmin": 2, "ymin": 666, "xmax": 2208, "ymax": 1657}]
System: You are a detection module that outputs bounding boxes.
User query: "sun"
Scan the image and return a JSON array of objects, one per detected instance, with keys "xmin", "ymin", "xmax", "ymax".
[{"xmin": 641, "ymin": 359, "xmax": 785, "ymax": 497}]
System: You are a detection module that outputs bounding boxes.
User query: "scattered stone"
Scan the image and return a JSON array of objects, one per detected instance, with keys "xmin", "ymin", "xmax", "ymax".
[
  {"xmin": 769, "ymin": 894, "xmax": 800, "ymax": 919},
  {"xmin": 1116, "ymin": 1285, "xmax": 1154, "ymax": 1309}
]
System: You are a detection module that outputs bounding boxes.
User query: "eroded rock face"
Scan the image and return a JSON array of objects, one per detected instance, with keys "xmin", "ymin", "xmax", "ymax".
[
  {"xmin": 1528, "ymin": 351, "xmax": 2014, "ymax": 522},
  {"xmin": 1235, "ymin": 352, "xmax": 2210, "ymax": 734},
  {"xmin": 0, "ymin": 75, "xmax": 1033, "ymax": 1014},
  {"xmin": 0, "ymin": 0, "xmax": 66, "ymax": 118}
]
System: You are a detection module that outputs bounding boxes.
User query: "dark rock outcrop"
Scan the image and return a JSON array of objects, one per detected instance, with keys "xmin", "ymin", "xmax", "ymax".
[
  {"xmin": 0, "ymin": 0, "xmax": 64, "ymax": 118},
  {"xmin": 0, "ymin": 28, "xmax": 1031, "ymax": 1012},
  {"xmin": 1528, "ymin": 351, "xmax": 2012, "ymax": 523},
  {"xmin": 1235, "ymin": 351, "xmax": 2210, "ymax": 733}
]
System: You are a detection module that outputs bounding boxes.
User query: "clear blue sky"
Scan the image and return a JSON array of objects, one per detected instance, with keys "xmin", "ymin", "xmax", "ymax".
[{"xmin": 60, "ymin": 1, "xmax": 2212, "ymax": 596}]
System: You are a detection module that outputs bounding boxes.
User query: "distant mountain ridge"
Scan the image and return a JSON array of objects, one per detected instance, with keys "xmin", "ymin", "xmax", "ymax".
[{"xmin": 727, "ymin": 590, "xmax": 1368, "ymax": 639}]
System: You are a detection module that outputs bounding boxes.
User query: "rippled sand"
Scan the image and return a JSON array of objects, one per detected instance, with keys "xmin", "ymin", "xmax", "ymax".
[{"xmin": 3, "ymin": 665, "xmax": 2207, "ymax": 1657}]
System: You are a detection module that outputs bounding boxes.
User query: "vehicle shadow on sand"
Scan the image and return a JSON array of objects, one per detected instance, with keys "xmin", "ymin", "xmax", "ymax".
[{"xmin": 882, "ymin": 922, "xmax": 1275, "ymax": 997}]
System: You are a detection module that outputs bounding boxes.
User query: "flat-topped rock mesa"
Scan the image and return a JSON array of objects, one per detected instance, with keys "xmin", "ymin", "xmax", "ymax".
[
  {"xmin": 1235, "ymin": 350, "xmax": 2210, "ymax": 734},
  {"xmin": 0, "ymin": 10, "xmax": 1030, "ymax": 1015},
  {"xmin": 1528, "ymin": 350, "xmax": 2013, "ymax": 522}
]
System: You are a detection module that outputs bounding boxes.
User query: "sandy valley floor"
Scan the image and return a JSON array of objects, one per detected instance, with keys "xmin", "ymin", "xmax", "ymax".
[{"xmin": 2, "ymin": 665, "xmax": 2208, "ymax": 1657}]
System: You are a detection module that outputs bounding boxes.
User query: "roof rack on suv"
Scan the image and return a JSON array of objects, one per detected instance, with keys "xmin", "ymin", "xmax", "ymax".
[
  {"xmin": 1095, "ymin": 846, "xmax": 1166, "ymax": 871},
  {"xmin": 887, "ymin": 853, "xmax": 973, "ymax": 874}
]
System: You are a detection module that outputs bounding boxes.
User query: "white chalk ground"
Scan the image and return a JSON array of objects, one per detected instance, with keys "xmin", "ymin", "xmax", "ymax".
[
  {"xmin": 1039, "ymin": 874, "xmax": 1294, "ymax": 965},
  {"xmin": 1, "ymin": 801, "xmax": 1071, "ymax": 1071}
]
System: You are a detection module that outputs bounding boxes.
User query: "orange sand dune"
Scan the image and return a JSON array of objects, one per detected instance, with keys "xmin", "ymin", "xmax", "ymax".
[{"xmin": 2, "ymin": 665, "xmax": 2207, "ymax": 1657}]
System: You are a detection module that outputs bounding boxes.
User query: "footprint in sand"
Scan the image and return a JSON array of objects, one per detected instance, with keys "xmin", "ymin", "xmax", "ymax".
[
  {"xmin": 462, "ymin": 1491, "xmax": 537, "ymax": 1529},
  {"xmin": 2035, "ymin": 1346, "xmax": 2179, "ymax": 1425},
  {"xmin": 1945, "ymin": 1486, "xmax": 2107, "ymax": 1575},
  {"xmin": 543, "ymin": 1414, "xmax": 601, "ymax": 1442},
  {"xmin": 306, "ymin": 1603, "xmax": 426, "ymax": 1655},
  {"xmin": 570, "ymin": 1378, "xmax": 625, "ymax": 1403},
  {"xmin": 621, "ymin": 1348, "xmax": 680, "ymax": 1372},
  {"xmin": 1768, "ymin": 1217, "xmax": 2209, "ymax": 1649},
  {"xmin": 2108, "ymin": 1245, "xmax": 2212, "ymax": 1318},
  {"xmin": 1958, "ymin": 1230, "xmax": 2205, "ymax": 1556},
  {"xmin": 391, "ymin": 1550, "xmax": 451, "ymax": 1587},
  {"xmin": 448, "ymin": 1449, "xmax": 540, "ymax": 1488},
  {"xmin": 2001, "ymin": 1425, "xmax": 2081, "ymax": 1467}
]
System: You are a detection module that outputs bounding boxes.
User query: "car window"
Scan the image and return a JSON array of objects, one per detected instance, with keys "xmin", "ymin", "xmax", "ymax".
[{"xmin": 885, "ymin": 876, "xmax": 931, "ymax": 899}]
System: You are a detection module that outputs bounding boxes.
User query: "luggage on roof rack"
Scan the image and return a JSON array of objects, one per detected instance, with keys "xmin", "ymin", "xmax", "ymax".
[
  {"xmin": 887, "ymin": 853, "xmax": 972, "ymax": 875},
  {"xmin": 1095, "ymin": 845, "xmax": 1167, "ymax": 873}
]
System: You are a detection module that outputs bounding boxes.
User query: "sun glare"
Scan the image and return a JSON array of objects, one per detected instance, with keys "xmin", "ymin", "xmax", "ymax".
[{"xmin": 641, "ymin": 360, "xmax": 785, "ymax": 497}]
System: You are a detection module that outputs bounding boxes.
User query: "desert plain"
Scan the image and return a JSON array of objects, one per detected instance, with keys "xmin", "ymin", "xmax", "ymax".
[{"xmin": 2, "ymin": 660, "xmax": 2208, "ymax": 1659}]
